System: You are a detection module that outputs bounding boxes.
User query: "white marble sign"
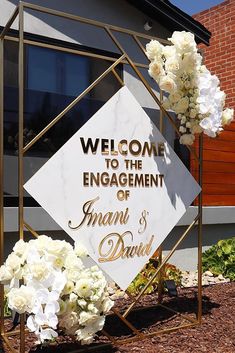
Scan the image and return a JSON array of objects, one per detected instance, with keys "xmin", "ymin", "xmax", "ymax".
[{"xmin": 24, "ymin": 86, "xmax": 201, "ymax": 290}]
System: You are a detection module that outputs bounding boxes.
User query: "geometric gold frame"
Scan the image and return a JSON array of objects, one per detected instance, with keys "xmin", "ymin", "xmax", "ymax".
[{"xmin": 0, "ymin": 2, "xmax": 203, "ymax": 352}]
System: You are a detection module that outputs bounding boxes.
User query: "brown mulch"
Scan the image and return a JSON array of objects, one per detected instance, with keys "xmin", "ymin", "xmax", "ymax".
[{"xmin": 1, "ymin": 282, "xmax": 235, "ymax": 353}]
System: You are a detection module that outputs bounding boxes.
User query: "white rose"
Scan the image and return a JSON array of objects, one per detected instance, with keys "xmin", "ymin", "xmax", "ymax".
[
  {"xmin": 47, "ymin": 240, "xmax": 72, "ymax": 257},
  {"xmin": 79, "ymin": 311, "xmax": 98, "ymax": 325},
  {"xmin": 59, "ymin": 311, "xmax": 79, "ymax": 330},
  {"xmin": 179, "ymin": 134, "xmax": 195, "ymax": 145},
  {"xmin": 64, "ymin": 253, "xmax": 83, "ymax": 270},
  {"xmin": 76, "ymin": 317, "xmax": 105, "ymax": 344},
  {"xmin": 222, "ymin": 108, "xmax": 234, "ymax": 126},
  {"xmin": 13, "ymin": 239, "xmax": 28, "ymax": 259},
  {"xmin": 7, "ymin": 285, "xmax": 36, "ymax": 314},
  {"xmin": 165, "ymin": 57, "xmax": 180, "ymax": 73},
  {"xmin": 30, "ymin": 261, "xmax": 49, "ymax": 281},
  {"xmin": 159, "ymin": 75, "xmax": 176, "ymax": 93},
  {"xmin": 65, "ymin": 268, "xmax": 81, "ymax": 282},
  {"xmin": 0, "ymin": 265, "xmax": 13, "ymax": 284},
  {"xmin": 169, "ymin": 92, "xmax": 182, "ymax": 103},
  {"xmin": 169, "ymin": 31, "xmax": 197, "ymax": 53},
  {"xmin": 6, "ymin": 253, "xmax": 22, "ymax": 271},
  {"xmin": 34, "ymin": 235, "xmax": 52, "ymax": 253},
  {"xmin": 162, "ymin": 45, "xmax": 176, "ymax": 59},
  {"xmin": 174, "ymin": 97, "xmax": 189, "ymax": 114},
  {"xmin": 148, "ymin": 60, "xmax": 164, "ymax": 81},
  {"xmin": 146, "ymin": 40, "xmax": 163, "ymax": 60}
]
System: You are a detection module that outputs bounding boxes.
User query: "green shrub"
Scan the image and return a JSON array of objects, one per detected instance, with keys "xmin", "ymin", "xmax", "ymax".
[
  {"xmin": 202, "ymin": 237, "xmax": 235, "ymax": 281},
  {"xmin": 127, "ymin": 258, "xmax": 182, "ymax": 295}
]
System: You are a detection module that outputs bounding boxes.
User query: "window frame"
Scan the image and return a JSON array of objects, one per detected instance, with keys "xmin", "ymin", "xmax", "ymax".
[{"xmin": 2, "ymin": 28, "xmax": 123, "ymax": 207}]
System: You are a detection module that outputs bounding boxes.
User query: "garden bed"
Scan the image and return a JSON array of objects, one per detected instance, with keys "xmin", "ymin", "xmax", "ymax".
[{"xmin": 1, "ymin": 282, "xmax": 234, "ymax": 353}]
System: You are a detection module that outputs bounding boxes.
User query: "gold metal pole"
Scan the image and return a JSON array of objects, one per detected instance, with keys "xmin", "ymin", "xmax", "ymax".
[
  {"xmin": 5, "ymin": 35, "xmax": 149, "ymax": 69},
  {"xmin": 0, "ymin": 33, "xmax": 5, "ymax": 337},
  {"xmin": 18, "ymin": 3, "xmax": 25, "ymax": 352},
  {"xmin": 197, "ymin": 134, "xmax": 203, "ymax": 323},
  {"xmin": 157, "ymin": 89, "xmax": 164, "ymax": 304},
  {"xmin": 111, "ymin": 68, "xmax": 124, "ymax": 86},
  {"xmin": 23, "ymin": 53, "xmax": 126, "ymax": 153},
  {"xmin": 21, "ymin": 1, "xmax": 169, "ymax": 45},
  {"xmin": 116, "ymin": 322, "xmax": 196, "ymax": 345},
  {"xmin": 123, "ymin": 216, "xmax": 199, "ymax": 318},
  {"xmin": 104, "ymin": 27, "xmax": 199, "ymax": 163},
  {"xmin": 23, "ymin": 221, "xmax": 39, "ymax": 238},
  {"xmin": 18, "ymin": 4, "xmax": 24, "ymax": 240},
  {"xmin": 0, "ymin": 6, "xmax": 19, "ymax": 39}
]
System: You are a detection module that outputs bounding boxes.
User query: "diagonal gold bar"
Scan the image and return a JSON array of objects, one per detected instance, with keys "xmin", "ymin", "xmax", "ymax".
[
  {"xmin": 0, "ymin": 36, "xmax": 5, "ymax": 336},
  {"xmin": 23, "ymin": 53, "xmax": 126, "ymax": 153},
  {"xmin": 5, "ymin": 35, "xmax": 149, "ymax": 69},
  {"xmin": 158, "ymin": 304, "xmax": 198, "ymax": 324},
  {"xmin": 111, "ymin": 307, "xmax": 144, "ymax": 338},
  {"xmin": 0, "ymin": 6, "xmax": 19, "ymax": 39},
  {"xmin": 132, "ymin": 35, "xmax": 147, "ymax": 56},
  {"xmin": 21, "ymin": 1, "xmax": 169, "ymax": 45},
  {"xmin": 23, "ymin": 221, "xmax": 39, "ymax": 238},
  {"xmin": 111, "ymin": 68, "xmax": 125, "ymax": 86},
  {"xmin": 123, "ymin": 215, "xmax": 199, "ymax": 318},
  {"xmin": 2, "ymin": 334, "xmax": 18, "ymax": 353},
  {"xmin": 101, "ymin": 329, "xmax": 118, "ymax": 344},
  {"xmin": 104, "ymin": 27, "xmax": 199, "ymax": 162},
  {"xmin": 115, "ymin": 322, "xmax": 197, "ymax": 345}
]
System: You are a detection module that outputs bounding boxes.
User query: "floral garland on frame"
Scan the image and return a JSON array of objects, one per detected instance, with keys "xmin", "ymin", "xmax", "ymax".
[
  {"xmin": 146, "ymin": 31, "xmax": 234, "ymax": 145},
  {"xmin": 0, "ymin": 236, "xmax": 114, "ymax": 345}
]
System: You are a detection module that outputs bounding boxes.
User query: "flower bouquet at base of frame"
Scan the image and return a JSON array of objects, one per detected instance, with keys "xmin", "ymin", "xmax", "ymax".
[{"xmin": 0, "ymin": 235, "xmax": 114, "ymax": 345}]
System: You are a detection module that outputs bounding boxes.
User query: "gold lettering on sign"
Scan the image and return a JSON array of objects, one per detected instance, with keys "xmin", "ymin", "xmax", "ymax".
[
  {"xmin": 138, "ymin": 210, "xmax": 148, "ymax": 234},
  {"xmin": 98, "ymin": 232, "xmax": 154, "ymax": 262},
  {"xmin": 68, "ymin": 197, "xmax": 129, "ymax": 230},
  {"xmin": 80, "ymin": 138, "xmax": 165, "ymax": 156}
]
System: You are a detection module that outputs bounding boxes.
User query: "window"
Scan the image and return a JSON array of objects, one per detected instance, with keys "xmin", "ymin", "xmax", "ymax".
[{"xmin": 3, "ymin": 38, "xmax": 122, "ymax": 206}]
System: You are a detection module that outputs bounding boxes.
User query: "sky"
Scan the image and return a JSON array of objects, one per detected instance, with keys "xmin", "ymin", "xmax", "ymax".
[{"xmin": 170, "ymin": 0, "xmax": 225, "ymax": 15}]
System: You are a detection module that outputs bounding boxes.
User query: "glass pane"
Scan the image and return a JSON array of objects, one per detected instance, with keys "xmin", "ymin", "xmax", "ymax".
[{"xmin": 3, "ymin": 39, "xmax": 123, "ymax": 206}]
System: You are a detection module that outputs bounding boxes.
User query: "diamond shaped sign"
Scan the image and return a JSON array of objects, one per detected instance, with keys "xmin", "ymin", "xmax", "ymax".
[{"xmin": 24, "ymin": 86, "xmax": 201, "ymax": 290}]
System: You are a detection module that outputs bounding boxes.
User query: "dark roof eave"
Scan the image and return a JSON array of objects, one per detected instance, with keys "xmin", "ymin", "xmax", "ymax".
[{"xmin": 126, "ymin": 0, "xmax": 211, "ymax": 45}]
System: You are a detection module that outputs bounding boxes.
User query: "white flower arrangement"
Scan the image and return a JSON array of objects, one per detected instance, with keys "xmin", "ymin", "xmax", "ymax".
[
  {"xmin": 146, "ymin": 31, "xmax": 234, "ymax": 145},
  {"xmin": 0, "ymin": 236, "xmax": 114, "ymax": 345}
]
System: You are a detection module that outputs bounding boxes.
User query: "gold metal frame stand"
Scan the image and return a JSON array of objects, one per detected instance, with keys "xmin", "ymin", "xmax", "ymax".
[{"xmin": 0, "ymin": 2, "xmax": 203, "ymax": 352}]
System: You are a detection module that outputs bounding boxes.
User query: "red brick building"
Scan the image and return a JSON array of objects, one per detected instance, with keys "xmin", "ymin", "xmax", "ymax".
[{"xmin": 192, "ymin": 0, "xmax": 235, "ymax": 206}]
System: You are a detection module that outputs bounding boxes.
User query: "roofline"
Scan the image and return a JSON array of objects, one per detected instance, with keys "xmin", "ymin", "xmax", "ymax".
[{"xmin": 126, "ymin": 0, "xmax": 211, "ymax": 45}]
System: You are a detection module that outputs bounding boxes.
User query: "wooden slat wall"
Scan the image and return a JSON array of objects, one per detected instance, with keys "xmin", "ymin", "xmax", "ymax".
[{"xmin": 191, "ymin": 123, "xmax": 235, "ymax": 206}]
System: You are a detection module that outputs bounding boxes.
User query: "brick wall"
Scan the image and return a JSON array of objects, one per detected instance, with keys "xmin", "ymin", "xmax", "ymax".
[{"xmin": 192, "ymin": 0, "xmax": 235, "ymax": 205}]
